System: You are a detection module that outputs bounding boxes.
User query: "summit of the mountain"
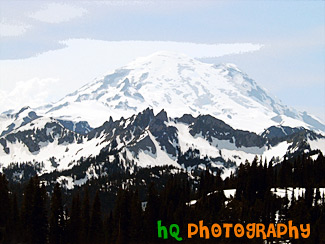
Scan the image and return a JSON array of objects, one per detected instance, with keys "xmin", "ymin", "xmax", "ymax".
[{"xmin": 33, "ymin": 51, "xmax": 324, "ymax": 133}]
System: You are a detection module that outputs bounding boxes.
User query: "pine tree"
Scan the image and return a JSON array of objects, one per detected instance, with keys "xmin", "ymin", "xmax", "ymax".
[
  {"xmin": 49, "ymin": 183, "xmax": 64, "ymax": 244},
  {"xmin": 8, "ymin": 193, "xmax": 21, "ymax": 243},
  {"xmin": 5, "ymin": 193, "xmax": 21, "ymax": 243},
  {"xmin": 81, "ymin": 187, "xmax": 90, "ymax": 244},
  {"xmin": 129, "ymin": 190, "xmax": 143, "ymax": 242},
  {"xmin": 0, "ymin": 173, "xmax": 10, "ymax": 243},
  {"xmin": 144, "ymin": 182, "xmax": 160, "ymax": 242},
  {"xmin": 305, "ymin": 186, "xmax": 314, "ymax": 208},
  {"xmin": 314, "ymin": 188, "xmax": 321, "ymax": 206},
  {"xmin": 21, "ymin": 176, "xmax": 35, "ymax": 243},
  {"xmin": 69, "ymin": 192, "xmax": 82, "ymax": 244},
  {"xmin": 31, "ymin": 178, "xmax": 48, "ymax": 244},
  {"xmin": 114, "ymin": 188, "xmax": 130, "ymax": 244},
  {"xmin": 89, "ymin": 190, "xmax": 104, "ymax": 244},
  {"xmin": 104, "ymin": 211, "xmax": 114, "ymax": 244}
]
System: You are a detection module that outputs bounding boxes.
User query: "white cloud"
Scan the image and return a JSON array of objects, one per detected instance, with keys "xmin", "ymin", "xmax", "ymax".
[
  {"xmin": 0, "ymin": 78, "xmax": 58, "ymax": 112},
  {"xmin": 96, "ymin": 0, "xmax": 153, "ymax": 6},
  {"xmin": 56, "ymin": 39, "xmax": 263, "ymax": 60},
  {"xmin": 0, "ymin": 20, "xmax": 31, "ymax": 37},
  {"xmin": 28, "ymin": 3, "xmax": 87, "ymax": 23}
]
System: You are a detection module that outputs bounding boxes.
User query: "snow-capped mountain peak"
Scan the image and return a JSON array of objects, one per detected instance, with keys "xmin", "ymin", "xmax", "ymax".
[{"xmin": 35, "ymin": 51, "xmax": 324, "ymax": 133}]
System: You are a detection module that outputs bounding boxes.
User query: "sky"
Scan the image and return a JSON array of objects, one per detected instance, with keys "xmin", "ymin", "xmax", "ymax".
[{"xmin": 0, "ymin": 0, "xmax": 324, "ymax": 121}]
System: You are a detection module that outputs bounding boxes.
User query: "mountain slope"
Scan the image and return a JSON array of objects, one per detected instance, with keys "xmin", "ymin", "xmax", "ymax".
[
  {"xmin": 1, "ymin": 108, "xmax": 324, "ymax": 182},
  {"xmin": 0, "ymin": 106, "xmax": 40, "ymax": 137},
  {"xmin": 34, "ymin": 51, "xmax": 324, "ymax": 133}
]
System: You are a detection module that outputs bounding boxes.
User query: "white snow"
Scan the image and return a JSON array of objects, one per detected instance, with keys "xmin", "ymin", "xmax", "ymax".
[
  {"xmin": 0, "ymin": 107, "xmax": 39, "ymax": 136},
  {"xmin": 188, "ymin": 188, "xmax": 325, "ymax": 207},
  {"xmin": 32, "ymin": 51, "xmax": 324, "ymax": 133},
  {"xmin": 220, "ymin": 167, "xmax": 237, "ymax": 180},
  {"xmin": 262, "ymin": 141, "xmax": 292, "ymax": 162},
  {"xmin": 172, "ymin": 122, "xmax": 221, "ymax": 158},
  {"xmin": 308, "ymin": 138, "xmax": 325, "ymax": 154},
  {"xmin": 56, "ymin": 176, "xmax": 74, "ymax": 190},
  {"xmin": 271, "ymin": 187, "xmax": 325, "ymax": 206},
  {"xmin": 0, "ymin": 117, "xmax": 110, "ymax": 174},
  {"xmin": 224, "ymin": 189, "xmax": 236, "ymax": 198},
  {"xmin": 136, "ymin": 131, "xmax": 180, "ymax": 168}
]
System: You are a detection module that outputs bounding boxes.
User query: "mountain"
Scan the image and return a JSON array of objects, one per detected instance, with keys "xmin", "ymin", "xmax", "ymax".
[
  {"xmin": 0, "ymin": 106, "xmax": 40, "ymax": 137},
  {"xmin": 1, "ymin": 51, "xmax": 324, "ymax": 186},
  {"xmin": 0, "ymin": 106, "xmax": 92, "ymax": 137},
  {"xmin": 34, "ymin": 51, "xmax": 324, "ymax": 133},
  {"xmin": 1, "ymin": 107, "xmax": 324, "ymax": 187}
]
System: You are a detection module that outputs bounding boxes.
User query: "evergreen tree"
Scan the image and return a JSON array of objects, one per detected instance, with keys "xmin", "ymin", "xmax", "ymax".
[
  {"xmin": 69, "ymin": 192, "xmax": 82, "ymax": 244},
  {"xmin": 114, "ymin": 188, "xmax": 130, "ymax": 244},
  {"xmin": 31, "ymin": 177, "xmax": 48, "ymax": 244},
  {"xmin": 49, "ymin": 183, "xmax": 64, "ymax": 244},
  {"xmin": 144, "ymin": 182, "xmax": 160, "ymax": 242},
  {"xmin": 104, "ymin": 211, "xmax": 114, "ymax": 244},
  {"xmin": 0, "ymin": 173, "xmax": 10, "ymax": 243},
  {"xmin": 129, "ymin": 190, "xmax": 143, "ymax": 242},
  {"xmin": 89, "ymin": 190, "xmax": 104, "ymax": 244},
  {"xmin": 305, "ymin": 186, "xmax": 314, "ymax": 208},
  {"xmin": 6, "ymin": 193, "xmax": 21, "ymax": 244},
  {"xmin": 81, "ymin": 187, "xmax": 90, "ymax": 244},
  {"xmin": 21, "ymin": 176, "xmax": 35, "ymax": 243}
]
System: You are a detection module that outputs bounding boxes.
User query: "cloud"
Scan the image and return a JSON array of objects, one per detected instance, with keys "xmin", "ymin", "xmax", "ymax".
[
  {"xmin": 57, "ymin": 39, "xmax": 264, "ymax": 59},
  {"xmin": 28, "ymin": 3, "xmax": 87, "ymax": 24},
  {"xmin": 0, "ymin": 19, "xmax": 31, "ymax": 37},
  {"xmin": 96, "ymin": 0, "xmax": 153, "ymax": 6},
  {"xmin": 0, "ymin": 78, "xmax": 58, "ymax": 112}
]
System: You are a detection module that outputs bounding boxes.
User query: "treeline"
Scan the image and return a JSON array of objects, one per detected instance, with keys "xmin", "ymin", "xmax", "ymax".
[{"xmin": 0, "ymin": 153, "xmax": 324, "ymax": 243}]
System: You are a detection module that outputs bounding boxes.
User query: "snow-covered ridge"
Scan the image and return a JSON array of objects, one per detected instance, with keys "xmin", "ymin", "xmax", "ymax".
[
  {"xmin": 1, "ymin": 108, "xmax": 324, "ymax": 179},
  {"xmin": 0, "ymin": 106, "xmax": 40, "ymax": 137},
  {"xmin": 27, "ymin": 51, "xmax": 324, "ymax": 133}
]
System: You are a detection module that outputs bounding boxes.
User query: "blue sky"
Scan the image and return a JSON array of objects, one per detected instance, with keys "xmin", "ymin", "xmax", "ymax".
[{"xmin": 0, "ymin": 0, "xmax": 324, "ymax": 121}]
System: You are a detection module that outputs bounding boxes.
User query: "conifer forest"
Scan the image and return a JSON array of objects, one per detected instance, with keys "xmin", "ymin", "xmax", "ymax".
[{"xmin": 0, "ymin": 153, "xmax": 324, "ymax": 244}]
